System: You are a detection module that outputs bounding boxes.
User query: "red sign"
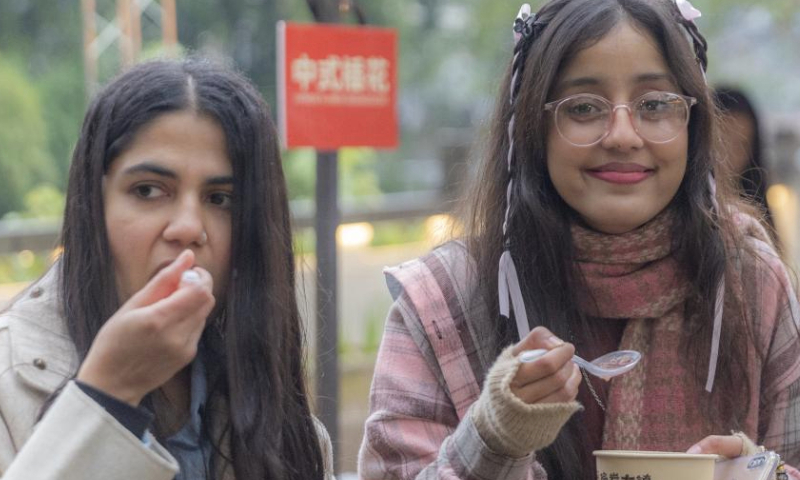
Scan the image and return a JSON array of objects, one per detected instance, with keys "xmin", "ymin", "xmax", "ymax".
[{"xmin": 277, "ymin": 22, "xmax": 398, "ymax": 150}]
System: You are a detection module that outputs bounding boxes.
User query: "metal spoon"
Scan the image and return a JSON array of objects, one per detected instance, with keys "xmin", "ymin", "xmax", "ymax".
[{"xmin": 519, "ymin": 348, "xmax": 641, "ymax": 379}]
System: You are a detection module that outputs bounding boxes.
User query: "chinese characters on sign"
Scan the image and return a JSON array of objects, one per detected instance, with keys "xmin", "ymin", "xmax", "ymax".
[
  {"xmin": 277, "ymin": 22, "xmax": 398, "ymax": 149},
  {"xmin": 291, "ymin": 54, "xmax": 391, "ymax": 104}
]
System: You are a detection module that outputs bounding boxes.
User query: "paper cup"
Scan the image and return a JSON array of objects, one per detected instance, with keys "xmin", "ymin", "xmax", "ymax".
[{"xmin": 594, "ymin": 450, "xmax": 717, "ymax": 480}]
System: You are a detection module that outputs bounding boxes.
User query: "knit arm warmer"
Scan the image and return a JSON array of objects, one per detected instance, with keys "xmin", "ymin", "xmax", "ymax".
[{"xmin": 471, "ymin": 345, "xmax": 582, "ymax": 458}]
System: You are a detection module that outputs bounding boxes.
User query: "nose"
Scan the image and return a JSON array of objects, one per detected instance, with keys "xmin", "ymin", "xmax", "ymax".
[
  {"xmin": 162, "ymin": 196, "xmax": 206, "ymax": 248},
  {"xmin": 600, "ymin": 105, "xmax": 644, "ymax": 151}
]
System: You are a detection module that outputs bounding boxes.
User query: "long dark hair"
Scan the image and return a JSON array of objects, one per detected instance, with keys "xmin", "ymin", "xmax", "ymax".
[
  {"xmin": 462, "ymin": 0, "xmax": 758, "ymax": 477},
  {"xmin": 59, "ymin": 58, "xmax": 324, "ymax": 479},
  {"xmin": 714, "ymin": 86, "xmax": 776, "ymax": 231}
]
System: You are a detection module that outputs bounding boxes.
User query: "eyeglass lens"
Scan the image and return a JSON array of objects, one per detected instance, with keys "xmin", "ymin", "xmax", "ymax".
[{"xmin": 554, "ymin": 92, "xmax": 691, "ymax": 146}]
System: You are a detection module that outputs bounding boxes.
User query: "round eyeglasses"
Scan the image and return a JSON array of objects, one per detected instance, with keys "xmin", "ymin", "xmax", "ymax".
[{"xmin": 544, "ymin": 91, "xmax": 697, "ymax": 147}]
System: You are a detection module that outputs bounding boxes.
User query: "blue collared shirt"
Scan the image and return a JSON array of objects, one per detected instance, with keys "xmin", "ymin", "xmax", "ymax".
[{"xmin": 164, "ymin": 352, "xmax": 214, "ymax": 480}]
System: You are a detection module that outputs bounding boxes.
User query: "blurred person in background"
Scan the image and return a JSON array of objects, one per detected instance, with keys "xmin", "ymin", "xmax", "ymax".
[
  {"xmin": 715, "ymin": 85, "xmax": 778, "ymax": 242},
  {"xmin": 358, "ymin": 0, "xmax": 800, "ymax": 479},
  {"xmin": 0, "ymin": 58, "xmax": 332, "ymax": 480}
]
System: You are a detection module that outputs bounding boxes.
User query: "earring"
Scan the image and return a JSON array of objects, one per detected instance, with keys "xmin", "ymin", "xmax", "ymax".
[{"xmin": 199, "ymin": 231, "xmax": 208, "ymax": 245}]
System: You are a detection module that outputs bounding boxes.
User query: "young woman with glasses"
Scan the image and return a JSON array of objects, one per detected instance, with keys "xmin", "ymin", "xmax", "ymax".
[
  {"xmin": 359, "ymin": 0, "xmax": 800, "ymax": 478},
  {"xmin": 0, "ymin": 59, "xmax": 332, "ymax": 480}
]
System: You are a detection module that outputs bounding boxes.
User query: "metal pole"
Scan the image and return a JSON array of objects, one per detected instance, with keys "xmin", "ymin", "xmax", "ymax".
[
  {"xmin": 315, "ymin": 150, "xmax": 339, "ymax": 472},
  {"xmin": 304, "ymin": 0, "xmax": 343, "ymax": 472}
]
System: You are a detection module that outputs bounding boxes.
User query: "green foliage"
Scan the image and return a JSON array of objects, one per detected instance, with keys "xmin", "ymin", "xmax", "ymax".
[
  {"xmin": 34, "ymin": 62, "xmax": 85, "ymax": 187},
  {"xmin": 361, "ymin": 306, "xmax": 385, "ymax": 354},
  {"xmin": 370, "ymin": 219, "xmax": 426, "ymax": 247},
  {"xmin": 0, "ymin": 59, "xmax": 55, "ymax": 217},
  {"xmin": 282, "ymin": 147, "xmax": 381, "ymax": 202},
  {"xmin": 0, "ymin": 251, "xmax": 51, "ymax": 284},
  {"xmin": 292, "ymin": 227, "xmax": 316, "ymax": 255},
  {"xmin": 283, "ymin": 149, "xmax": 317, "ymax": 200},
  {"xmin": 339, "ymin": 148, "xmax": 381, "ymax": 201},
  {"xmin": 696, "ymin": 0, "xmax": 797, "ymax": 18},
  {"xmin": 3, "ymin": 184, "xmax": 66, "ymax": 220}
]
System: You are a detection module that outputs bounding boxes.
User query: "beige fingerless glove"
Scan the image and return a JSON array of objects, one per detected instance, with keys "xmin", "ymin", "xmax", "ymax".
[
  {"xmin": 470, "ymin": 345, "xmax": 582, "ymax": 458},
  {"xmin": 732, "ymin": 431, "xmax": 761, "ymax": 456}
]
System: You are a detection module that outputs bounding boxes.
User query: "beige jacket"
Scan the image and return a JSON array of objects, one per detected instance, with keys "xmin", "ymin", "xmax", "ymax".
[{"xmin": 0, "ymin": 268, "xmax": 334, "ymax": 479}]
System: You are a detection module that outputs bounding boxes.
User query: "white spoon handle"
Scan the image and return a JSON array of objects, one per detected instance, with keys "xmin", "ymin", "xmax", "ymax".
[
  {"xmin": 569, "ymin": 354, "xmax": 592, "ymax": 371},
  {"xmin": 518, "ymin": 349, "xmax": 589, "ymax": 368},
  {"xmin": 518, "ymin": 349, "xmax": 548, "ymax": 363}
]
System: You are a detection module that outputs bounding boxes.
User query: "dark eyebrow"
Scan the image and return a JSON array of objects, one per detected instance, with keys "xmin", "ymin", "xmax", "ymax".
[
  {"xmin": 122, "ymin": 162, "xmax": 233, "ymax": 186},
  {"xmin": 556, "ymin": 77, "xmax": 600, "ymax": 91},
  {"xmin": 556, "ymin": 73, "xmax": 675, "ymax": 92},
  {"xmin": 635, "ymin": 73, "xmax": 674, "ymax": 84},
  {"xmin": 123, "ymin": 162, "xmax": 177, "ymax": 179},
  {"xmin": 206, "ymin": 176, "xmax": 234, "ymax": 186}
]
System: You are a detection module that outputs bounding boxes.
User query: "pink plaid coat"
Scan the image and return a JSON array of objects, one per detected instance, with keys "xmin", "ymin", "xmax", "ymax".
[{"xmin": 358, "ymin": 242, "xmax": 800, "ymax": 479}]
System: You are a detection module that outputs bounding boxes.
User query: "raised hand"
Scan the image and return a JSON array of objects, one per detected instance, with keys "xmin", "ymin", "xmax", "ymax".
[
  {"xmin": 510, "ymin": 326, "xmax": 582, "ymax": 404},
  {"xmin": 76, "ymin": 249, "xmax": 215, "ymax": 406}
]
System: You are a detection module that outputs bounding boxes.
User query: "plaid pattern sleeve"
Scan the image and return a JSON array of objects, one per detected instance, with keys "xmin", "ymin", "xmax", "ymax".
[
  {"xmin": 357, "ymin": 300, "xmax": 540, "ymax": 480},
  {"xmin": 752, "ymin": 243, "xmax": 800, "ymax": 466}
]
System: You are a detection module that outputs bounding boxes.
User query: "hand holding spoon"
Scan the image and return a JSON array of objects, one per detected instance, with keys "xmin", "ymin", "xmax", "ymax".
[{"xmin": 519, "ymin": 348, "xmax": 641, "ymax": 379}]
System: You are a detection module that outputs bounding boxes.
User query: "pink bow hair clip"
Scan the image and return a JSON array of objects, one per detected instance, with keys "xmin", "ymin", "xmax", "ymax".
[{"xmin": 676, "ymin": 0, "xmax": 702, "ymax": 22}]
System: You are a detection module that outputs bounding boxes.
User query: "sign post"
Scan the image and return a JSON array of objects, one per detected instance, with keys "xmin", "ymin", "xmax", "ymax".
[{"xmin": 277, "ymin": 21, "xmax": 398, "ymax": 468}]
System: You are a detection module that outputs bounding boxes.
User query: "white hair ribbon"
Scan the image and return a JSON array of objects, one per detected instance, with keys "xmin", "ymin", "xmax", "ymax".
[
  {"xmin": 706, "ymin": 173, "xmax": 724, "ymax": 393},
  {"xmin": 501, "ymin": 4, "xmax": 536, "ymax": 342},
  {"xmin": 499, "ymin": 250, "xmax": 531, "ymax": 340}
]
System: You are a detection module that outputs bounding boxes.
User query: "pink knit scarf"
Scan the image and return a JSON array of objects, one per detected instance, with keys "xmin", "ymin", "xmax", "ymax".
[
  {"xmin": 571, "ymin": 209, "xmax": 763, "ymax": 451},
  {"xmin": 573, "ymin": 209, "xmax": 689, "ymax": 320}
]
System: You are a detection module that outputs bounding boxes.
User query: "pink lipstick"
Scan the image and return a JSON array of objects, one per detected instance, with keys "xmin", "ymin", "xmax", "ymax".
[{"xmin": 586, "ymin": 162, "xmax": 653, "ymax": 185}]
